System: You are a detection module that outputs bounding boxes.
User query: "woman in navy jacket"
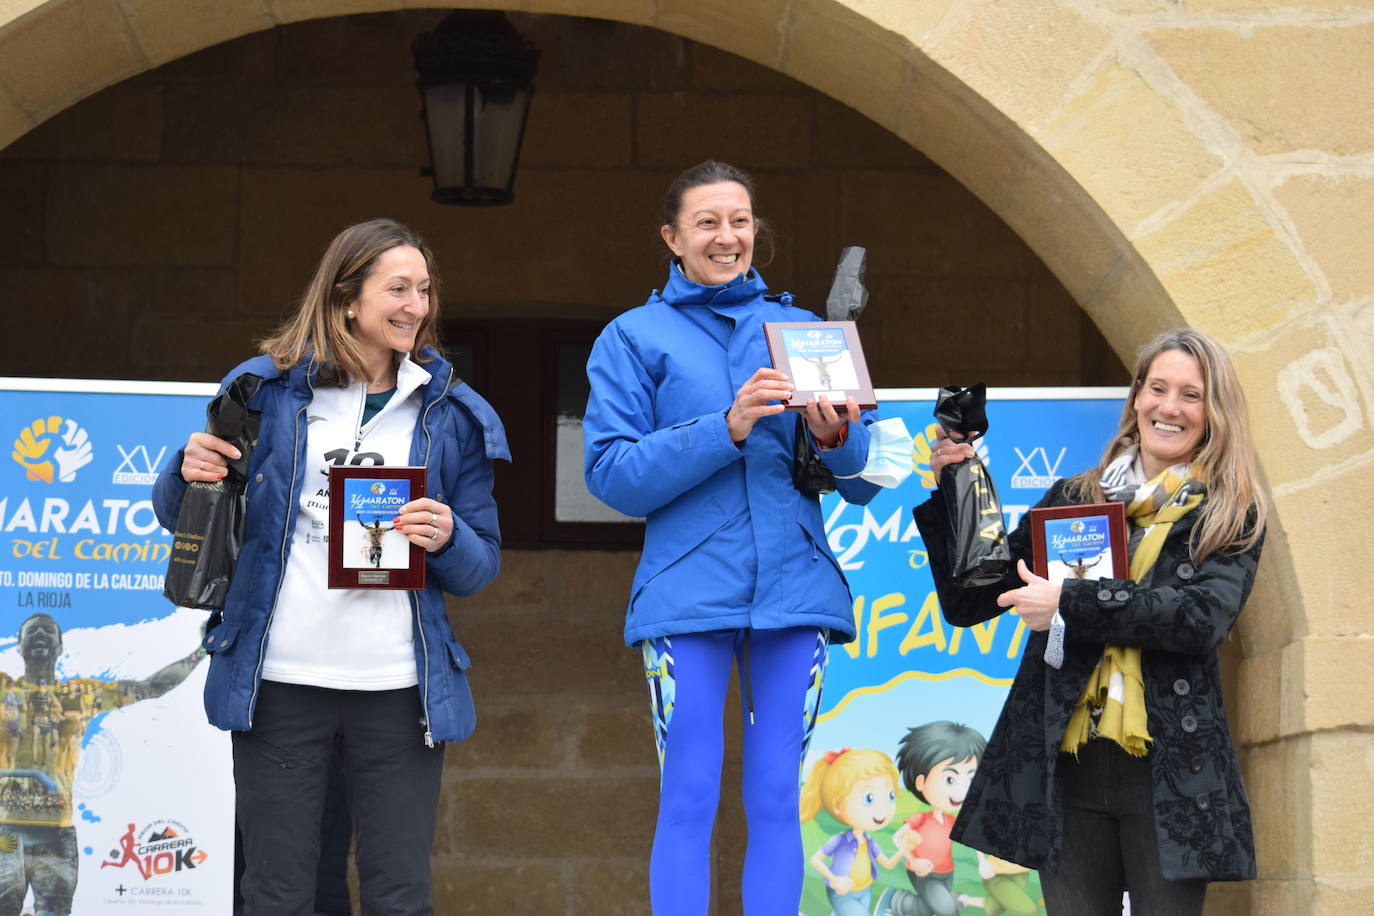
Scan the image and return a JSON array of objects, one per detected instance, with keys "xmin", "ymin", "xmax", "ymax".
[
  {"xmin": 153, "ymin": 219, "xmax": 507, "ymax": 915},
  {"xmin": 583, "ymin": 161, "xmax": 881, "ymax": 916}
]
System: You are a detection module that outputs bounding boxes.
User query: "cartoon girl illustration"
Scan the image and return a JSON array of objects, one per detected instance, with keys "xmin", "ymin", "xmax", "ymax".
[{"xmin": 801, "ymin": 747, "xmax": 904, "ymax": 916}]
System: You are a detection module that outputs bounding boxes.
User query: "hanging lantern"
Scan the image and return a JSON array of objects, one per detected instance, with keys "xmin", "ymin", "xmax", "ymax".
[{"xmin": 413, "ymin": 12, "xmax": 540, "ymax": 206}]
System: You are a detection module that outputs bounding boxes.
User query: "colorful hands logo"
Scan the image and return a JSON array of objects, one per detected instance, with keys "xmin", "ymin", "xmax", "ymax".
[
  {"xmin": 370, "ymin": 481, "xmax": 387, "ymax": 495},
  {"xmin": 11, "ymin": 416, "xmax": 94, "ymax": 483},
  {"xmin": 911, "ymin": 422, "xmax": 991, "ymax": 489},
  {"xmin": 1069, "ymin": 520, "xmax": 1085, "ymax": 534}
]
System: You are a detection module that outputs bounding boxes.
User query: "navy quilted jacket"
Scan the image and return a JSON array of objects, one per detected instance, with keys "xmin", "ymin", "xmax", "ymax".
[{"xmin": 152, "ymin": 348, "xmax": 508, "ymax": 745}]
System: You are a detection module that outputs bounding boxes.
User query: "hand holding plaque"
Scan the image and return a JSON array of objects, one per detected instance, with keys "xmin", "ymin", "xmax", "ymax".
[
  {"xmin": 1028, "ymin": 503, "xmax": 1129, "ymax": 585},
  {"xmin": 328, "ymin": 466, "xmax": 427, "ymax": 589},
  {"xmin": 762, "ymin": 321, "xmax": 877, "ymax": 414}
]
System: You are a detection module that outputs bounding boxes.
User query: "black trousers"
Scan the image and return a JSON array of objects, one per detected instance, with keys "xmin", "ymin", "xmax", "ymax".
[
  {"xmin": 1041, "ymin": 740, "xmax": 1206, "ymax": 916},
  {"xmin": 233, "ymin": 681, "xmax": 445, "ymax": 916}
]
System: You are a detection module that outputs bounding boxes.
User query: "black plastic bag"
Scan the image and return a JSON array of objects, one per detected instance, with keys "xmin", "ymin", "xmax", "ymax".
[
  {"xmin": 791, "ymin": 413, "xmax": 836, "ymax": 497},
  {"xmin": 163, "ymin": 374, "xmax": 263, "ymax": 610},
  {"xmin": 932, "ymin": 383, "xmax": 1011, "ymax": 588},
  {"xmin": 792, "ymin": 247, "xmax": 871, "ymax": 497},
  {"xmin": 824, "ymin": 246, "xmax": 869, "ymax": 322}
]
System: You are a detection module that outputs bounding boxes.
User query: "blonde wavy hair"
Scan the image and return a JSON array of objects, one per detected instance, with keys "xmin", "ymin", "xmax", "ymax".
[
  {"xmin": 799, "ymin": 748, "xmax": 900, "ymax": 824},
  {"xmin": 1065, "ymin": 328, "xmax": 1267, "ymax": 563},
  {"xmin": 259, "ymin": 218, "xmax": 442, "ymax": 387}
]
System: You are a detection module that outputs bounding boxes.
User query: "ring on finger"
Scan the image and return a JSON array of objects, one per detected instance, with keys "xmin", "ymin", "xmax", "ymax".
[
  {"xmin": 430, "ymin": 525, "xmax": 438, "ymax": 541},
  {"xmin": 429, "ymin": 511, "xmax": 437, "ymax": 526}
]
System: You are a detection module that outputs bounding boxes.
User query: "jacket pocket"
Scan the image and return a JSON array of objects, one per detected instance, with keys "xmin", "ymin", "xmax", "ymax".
[
  {"xmin": 446, "ymin": 639, "xmax": 472, "ymax": 672},
  {"xmin": 202, "ymin": 623, "xmax": 240, "ymax": 655},
  {"xmin": 796, "ymin": 500, "xmax": 846, "ymax": 581},
  {"xmin": 442, "ymin": 639, "xmax": 477, "ymax": 743},
  {"xmin": 240, "ymin": 443, "xmax": 274, "ymax": 502},
  {"xmin": 630, "ymin": 495, "xmax": 732, "ymax": 608}
]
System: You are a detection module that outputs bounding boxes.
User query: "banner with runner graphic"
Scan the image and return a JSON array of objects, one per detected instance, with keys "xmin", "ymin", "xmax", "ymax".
[
  {"xmin": 0, "ymin": 379, "xmax": 230, "ymax": 914},
  {"xmin": 803, "ymin": 389, "xmax": 1126, "ymax": 916}
]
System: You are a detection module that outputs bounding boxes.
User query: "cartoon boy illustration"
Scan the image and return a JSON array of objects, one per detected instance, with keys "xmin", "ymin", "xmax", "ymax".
[
  {"xmin": 800, "ymin": 748, "xmax": 905, "ymax": 916},
  {"xmin": 876, "ymin": 721, "xmax": 987, "ymax": 916}
]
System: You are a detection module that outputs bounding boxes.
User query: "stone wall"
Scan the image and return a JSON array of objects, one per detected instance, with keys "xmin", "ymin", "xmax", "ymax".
[
  {"xmin": 6, "ymin": 0, "xmax": 1371, "ymax": 911},
  {"xmin": 0, "ymin": 12, "xmax": 1117, "ymax": 391},
  {"xmin": 0, "ymin": 12, "xmax": 1124, "ymax": 914}
]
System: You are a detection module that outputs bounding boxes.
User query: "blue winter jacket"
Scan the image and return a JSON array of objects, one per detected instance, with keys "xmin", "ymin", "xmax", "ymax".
[
  {"xmin": 584, "ymin": 267, "xmax": 881, "ymax": 646},
  {"xmin": 152, "ymin": 348, "xmax": 509, "ymax": 745}
]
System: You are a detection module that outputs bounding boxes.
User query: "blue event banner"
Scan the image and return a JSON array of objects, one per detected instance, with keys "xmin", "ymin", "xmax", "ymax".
[
  {"xmin": 1, "ymin": 378, "xmax": 232, "ymax": 915},
  {"xmin": 815, "ymin": 391, "xmax": 1126, "ymax": 714},
  {"xmin": 1, "ymin": 382, "xmax": 214, "ymax": 626}
]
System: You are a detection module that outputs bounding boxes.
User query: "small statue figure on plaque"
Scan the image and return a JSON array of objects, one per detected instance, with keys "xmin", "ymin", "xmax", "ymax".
[
  {"xmin": 356, "ymin": 515, "xmax": 396, "ymax": 569},
  {"xmin": 1060, "ymin": 552, "xmax": 1104, "ymax": 580},
  {"xmin": 804, "ymin": 354, "xmax": 844, "ymax": 389}
]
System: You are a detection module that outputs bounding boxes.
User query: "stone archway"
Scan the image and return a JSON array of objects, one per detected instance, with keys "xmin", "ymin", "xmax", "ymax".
[{"xmin": 3, "ymin": 1, "xmax": 1371, "ymax": 911}]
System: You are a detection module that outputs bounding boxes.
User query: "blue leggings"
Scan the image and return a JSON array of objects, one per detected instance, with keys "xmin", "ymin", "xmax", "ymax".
[{"xmin": 641, "ymin": 627, "xmax": 828, "ymax": 916}]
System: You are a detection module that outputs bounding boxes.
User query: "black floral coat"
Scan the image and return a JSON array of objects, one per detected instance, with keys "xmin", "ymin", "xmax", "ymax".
[{"xmin": 913, "ymin": 480, "xmax": 1263, "ymax": 881}]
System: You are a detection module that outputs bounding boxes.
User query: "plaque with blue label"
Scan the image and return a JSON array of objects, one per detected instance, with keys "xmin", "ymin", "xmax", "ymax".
[
  {"xmin": 762, "ymin": 320, "xmax": 877, "ymax": 413},
  {"xmin": 1029, "ymin": 501, "xmax": 1129, "ymax": 584},
  {"xmin": 327, "ymin": 465, "xmax": 426, "ymax": 589}
]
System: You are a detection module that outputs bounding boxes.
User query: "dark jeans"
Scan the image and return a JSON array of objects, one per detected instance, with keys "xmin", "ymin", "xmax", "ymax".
[
  {"xmin": 904, "ymin": 870, "xmax": 958, "ymax": 916},
  {"xmin": 1042, "ymin": 740, "xmax": 1206, "ymax": 916},
  {"xmin": 233, "ymin": 681, "xmax": 445, "ymax": 916},
  {"xmin": 233, "ymin": 748, "xmax": 352, "ymax": 916}
]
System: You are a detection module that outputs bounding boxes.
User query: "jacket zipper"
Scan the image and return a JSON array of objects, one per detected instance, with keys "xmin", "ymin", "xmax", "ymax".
[
  {"xmin": 247, "ymin": 374, "xmax": 314, "ymax": 728},
  {"xmin": 413, "ymin": 366, "xmax": 454, "ymax": 748},
  {"xmin": 354, "ymin": 383, "xmax": 367, "ymax": 451}
]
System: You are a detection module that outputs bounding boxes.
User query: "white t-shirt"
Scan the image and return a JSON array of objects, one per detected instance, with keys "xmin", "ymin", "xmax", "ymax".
[{"xmin": 261, "ymin": 357, "xmax": 431, "ymax": 690}]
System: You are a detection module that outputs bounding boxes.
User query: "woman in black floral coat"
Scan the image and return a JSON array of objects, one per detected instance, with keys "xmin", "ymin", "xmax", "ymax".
[{"xmin": 913, "ymin": 329, "xmax": 1267, "ymax": 915}]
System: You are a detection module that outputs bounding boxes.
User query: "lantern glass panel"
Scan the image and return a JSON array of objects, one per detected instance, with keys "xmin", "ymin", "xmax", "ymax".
[
  {"xmin": 423, "ymin": 84, "xmax": 469, "ymax": 189},
  {"xmin": 471, "ymin": 84, "xmax": 531, "ymax": 192}
]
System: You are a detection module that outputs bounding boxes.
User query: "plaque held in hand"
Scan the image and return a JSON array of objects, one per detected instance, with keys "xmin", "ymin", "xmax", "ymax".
[
  {"xmin": 1028, "ymin": 502, "xmax": 1129, "ymax": 583},
  {"xmin": 328, "ymin": 465, "xmax": 427, "ymax": 590},
  {"xmin": 762, "ymin": 320, "xmax": 877, "ymax": 413}
]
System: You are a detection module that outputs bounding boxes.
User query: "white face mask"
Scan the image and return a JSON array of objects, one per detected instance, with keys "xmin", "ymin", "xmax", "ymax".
[{"xmin": 855, "ymin": 417, "xmax": 915, "ymax": 488}]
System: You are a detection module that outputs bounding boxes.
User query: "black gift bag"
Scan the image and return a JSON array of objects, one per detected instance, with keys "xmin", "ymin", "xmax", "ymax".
[
  {"xmin": 163, "ymin": 374, "xmax": 263, "ymax": 610},
  {"xmin": 791, "ymin": 246, "xmax": 871, "ymax": 498},
  {"xmin": 791, "ymin": 412, "xmax": 837, "ymax": 497},
  {"xmin": 930, "ymin": 383, "xmax": 1011, "ymax": 588}
]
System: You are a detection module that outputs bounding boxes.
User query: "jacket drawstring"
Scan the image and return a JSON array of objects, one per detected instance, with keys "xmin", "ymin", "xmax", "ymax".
[{"xmin": 742, "ymin": 628, "xmax": 755, "ymax": 726}]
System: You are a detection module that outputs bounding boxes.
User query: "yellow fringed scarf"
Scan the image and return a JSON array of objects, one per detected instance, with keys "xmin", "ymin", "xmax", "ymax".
[{"xmin": 1059, "ymin": 464, "xmax": 1203, "ymax": 757}]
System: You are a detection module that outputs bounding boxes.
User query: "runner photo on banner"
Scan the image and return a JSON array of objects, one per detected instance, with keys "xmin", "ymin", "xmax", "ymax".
[
  {"xmin": 803, "ymin": 389, "xmax": 1126, "ymax": 916},
  {"xmin": 0, "ymin": 378, "xmax": 232, "ymax": 915}
]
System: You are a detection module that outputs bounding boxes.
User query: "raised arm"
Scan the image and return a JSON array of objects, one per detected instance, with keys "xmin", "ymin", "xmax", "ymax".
[{"xmin": 121, "ymin": 646, "xmax": 207, "ymax": 701}]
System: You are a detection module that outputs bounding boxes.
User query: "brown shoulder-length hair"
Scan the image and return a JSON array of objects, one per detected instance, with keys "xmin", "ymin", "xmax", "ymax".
[
  {"xmin": 1064, "ymin": 328, "xmax": 1267, "ymax": 563},
  {"xmin": 259, "ymin": 218, "xmax": 442, "ymax": 386}
]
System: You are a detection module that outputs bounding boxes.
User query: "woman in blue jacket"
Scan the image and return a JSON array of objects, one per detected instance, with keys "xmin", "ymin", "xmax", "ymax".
[
  {"xmin": 153, "ymin": 219, "xmax": 507, "ymax": 915},
  {"xmin": 584, "ymin": 161, "xmax": 881, "ymax": 915}
]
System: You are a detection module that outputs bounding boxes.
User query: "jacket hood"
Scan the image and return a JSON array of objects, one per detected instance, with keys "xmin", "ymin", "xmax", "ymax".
[
  {"xmin": 225, "ymin": 348, "xmax": 453, "ymax": 396},
  {"xmin": 220, "ymin": 349, "xmax": 509, "ymax": 462},
  {"xmin": 658, "ymin": 262, "xmax": 769, "ymax": 308}
]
